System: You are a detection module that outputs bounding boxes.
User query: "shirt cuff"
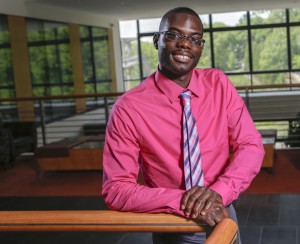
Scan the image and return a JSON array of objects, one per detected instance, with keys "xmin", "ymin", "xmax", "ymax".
[
  {"xmin": 209, "ymin": 180, "xmax": 234, "ymax": 206},
  {"xmin": 165, "ymin": 190, "xmax": 187, "ymax": 217}
]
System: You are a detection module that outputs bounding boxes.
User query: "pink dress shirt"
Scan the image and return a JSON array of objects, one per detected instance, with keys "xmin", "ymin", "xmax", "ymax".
[{"xmin": 102, "ymin": 68, "xmax": 265, "ymax": 217}]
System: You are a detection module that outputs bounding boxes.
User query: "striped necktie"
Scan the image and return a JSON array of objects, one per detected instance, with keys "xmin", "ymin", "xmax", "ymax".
[{"xmin": 181, "ymin": 90, "xmax": 204, "ymax": 189}]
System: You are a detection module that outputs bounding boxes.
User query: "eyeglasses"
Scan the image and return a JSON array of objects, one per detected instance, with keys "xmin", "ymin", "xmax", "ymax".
[{"xmin": 159, "ymin": 31, "xmax": 205, "ymax": 47}]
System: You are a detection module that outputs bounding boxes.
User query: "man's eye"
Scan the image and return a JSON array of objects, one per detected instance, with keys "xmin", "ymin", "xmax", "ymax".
[
  {"xmin": 191, "ymin": 37, "xmax": 202, "ymax": 43},
  {"xmin": 191, "ymin": 36, "xmax": 202, "ymax": 41},
  {"xmin": 167, "ymin": 32, "xmax": 179, "ymax": 38}
]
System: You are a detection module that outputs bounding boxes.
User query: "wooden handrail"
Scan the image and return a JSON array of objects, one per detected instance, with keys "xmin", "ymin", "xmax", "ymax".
[{"xmin": 0, "ymin": 210, "xmax": 238, "ymax": 244}]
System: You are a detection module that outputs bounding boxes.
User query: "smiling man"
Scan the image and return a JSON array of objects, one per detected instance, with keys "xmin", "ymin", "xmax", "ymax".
[{"xmin": 102, "ymin": 7, "xmax": 264, "ymax": 244}]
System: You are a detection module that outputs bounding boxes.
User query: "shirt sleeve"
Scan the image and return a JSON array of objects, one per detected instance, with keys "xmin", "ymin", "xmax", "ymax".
[
  {"xmin": 209, "ymin": 71, "xmax": 265, "ymax": 205},
  {"xmin": 101, "ymin": 102, "xmax": 186, "ymax": 216}
]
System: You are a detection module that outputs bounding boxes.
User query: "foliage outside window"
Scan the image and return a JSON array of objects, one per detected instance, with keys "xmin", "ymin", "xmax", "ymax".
[
  {"xmin": 140, "ymin": 36, "xmax": 158, "ymax": 77},
  {"xmin": 119, "ymin": 20, "xmax": 140, "ymax": 90},
  {"xmin": 197, "ymin": 33, "xmax": 211, "ymax": 68},
  {"xmin": 0, "ymin": 15, "xmax": 14, "ymax": 100},
  {"xmin": 250, "ymin": 9, "xmax": 286, "ymax": 25},
  {"xmin": 290, "ymin": 26, "xmax": 300, "ymax": 70},
  {"xmin": 27, "ymin": 20, "xmax": 73, "ymax": 97},
  {"xmin": 120, "ymin": 8, "xmax": 300, "ymax": 89},
  {"xmin": 213, "ymin": 30, "xmax": 249, "ymax": 73},
  {"xmin": 290, "ymin": 8, "xmax": 300, "ymax": 22},
  {"xmin": 80, "ymin": 26, "xmax": 112, "ymax": 94},
  {"xmin": 212, "ymin": 11, "xmax": 247, "ymax": 27},
  {"xmin": 26, "ymin": 19, "xmax": 74, "ymax": 121}
]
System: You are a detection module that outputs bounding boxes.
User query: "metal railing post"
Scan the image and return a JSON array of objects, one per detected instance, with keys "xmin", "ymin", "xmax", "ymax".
[
  {"xmin": 245, "ymin": 87, "xmax": 250, "ymax": 109},
  {"xmin": 39, "ymin": 100, "xmax": 47, "ymax": 145},
  {"xmin": 104, "ymin": 97, "xmax": 109, "ymax": 124}
]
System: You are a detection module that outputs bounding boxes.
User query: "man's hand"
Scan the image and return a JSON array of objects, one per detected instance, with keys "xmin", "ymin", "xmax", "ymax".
[
  {"xmin": 180, "ymin": 186, "xmax": 229, "ymax": 226},
  {"xmin": 196, "ymin": 199, "xmax": 229, "ymax": 226}
]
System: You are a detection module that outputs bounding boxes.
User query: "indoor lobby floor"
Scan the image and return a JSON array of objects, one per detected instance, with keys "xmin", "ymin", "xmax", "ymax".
[{"xmin": 0, "ymin": 194, "xmax": 299, "ymax": 244}]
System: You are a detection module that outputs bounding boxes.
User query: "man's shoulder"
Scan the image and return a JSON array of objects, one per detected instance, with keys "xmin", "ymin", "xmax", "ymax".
[
  {"xmin": 194, "ymin": 68, "xmax": 231, "ymax": 85},
  {"xmin": 193, "ymin": 68, "xmax": 233, "ymax": 92},
  {"xmin": 194, "ymin": 67, "xmax": 225, "ymax": 77}
]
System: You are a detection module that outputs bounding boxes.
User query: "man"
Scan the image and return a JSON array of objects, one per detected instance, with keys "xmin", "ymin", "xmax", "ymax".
[{"xmin": 102, "ymin": 7, "xmax": 264, "ymax": 244}]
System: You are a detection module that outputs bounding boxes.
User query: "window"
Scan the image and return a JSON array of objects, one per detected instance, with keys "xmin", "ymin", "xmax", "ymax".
[
  {"xmin": 290, "ymin": 8, "xmax": 300, "ymax": 22},
  {"xmin": 80, "ymin": 26, "xmax": 112, "ymax": 94},
  {"xmin": 200, "ymin": 14, "xmax": 210, "ymax": 29},
  {"xmin": 0, "ymin": 15, "xmax": 14, "ymax": 100},
  {"xmin": 27, "ymin": 19, "xmax": 74, "ymax": 120},
  {"xmin": 120, "ymin": 8, "xmax": 300, "ymax": 89},
  {"xmin": 251, "ymin": 27, "xmax": 288, "ymax": 71},
  {"xmin": 213, "ymin": 30, "xmax": 249, "ymax": 72},
  {"xmin": 212, "ymin": 11, "xmax": 247, "ymax": 27},
  {"xmin": 197, "ymin": 33, "xmax": 211, "ymax": 68},
  {"xmin": 27, "ymin": 20, "xmax": 73, "ymax": 97},
  {"xmin": 250, "ymin": 9, "xmax": 286, "ymax": 25},
  {"xmin": 120, "ymin": 20, "xmax": 140, "ymax": 90},
  {"xmin": 290, "ymin": 26, "xmax": 300, "ymax": 70},
  {"xmin": 139, "ymin": 18, "xmax": 160, "ymax": 33},
  {"xmin": 140, "ymin": 36, "xmax": 158, "ymax": 77}
]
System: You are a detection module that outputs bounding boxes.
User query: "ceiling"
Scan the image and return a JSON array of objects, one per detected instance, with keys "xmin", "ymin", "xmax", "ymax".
[{"xmin": 27, "ymin": 0, "xmax": 300, "ymax": 20}]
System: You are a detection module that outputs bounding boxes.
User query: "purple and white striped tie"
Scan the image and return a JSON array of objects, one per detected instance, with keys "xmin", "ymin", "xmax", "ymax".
[{"xmin": 181, "ymin": 90, "xmax": 204, "ymax": 189}]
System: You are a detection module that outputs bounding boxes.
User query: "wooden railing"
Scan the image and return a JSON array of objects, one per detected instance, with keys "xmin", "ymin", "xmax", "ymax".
[{"xmin": 0, "ymin": 210, "xmax": 238, "ymax": 244}]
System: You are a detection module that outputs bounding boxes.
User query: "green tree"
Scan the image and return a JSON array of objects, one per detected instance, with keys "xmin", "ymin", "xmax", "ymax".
[
  {"xmin": 213, "ymin": 30, "xmax": 248, "ymax": 72},
  {"xmin": 141, "ymin": 41, "xmax": 158, "ymax": 77}
]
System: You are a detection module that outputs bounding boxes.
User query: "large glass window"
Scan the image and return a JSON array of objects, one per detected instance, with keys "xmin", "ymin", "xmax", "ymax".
[
  {"xmin": 290, "ymin": 26, "xmax": 300, "ymax": 70},
  {"xmin": 290, "ymin": 8, "xmax": 300, "ymax": 22},
  {"xmin": 212, "ymin": 11, "xmax": 247, "ymax": 27},
  {"xmin": 250, "ymin": 9, "xmax": 286, "ymax": 25},
  {"xmin": 140, "ymin": 36, "xmax": 158, "ymax": 77},
  {"xmin": 200, "ymin": 14, "xmax": 210, "ymax": 29},
  {"xmin": 80, "ymin": 26, "xmax": 111, "ymax": 94},
  {"xmin": 213, "ymin": 30, "xmax": 249, "ymax": 72},
  {"xmin": 27, "ymin": 20, "xmax": 73, "ymax": 97},
  {"xmin": 139, "ymin": 18, "xmax": 160, "ymax": 33},
  {"xmin": 197, "ymin": 15, "xmax": 210, "ymax": 67},
  {"xmin": 120, "ymin": 20, "xmax": 140, "ymax": 90},
  {"xmin": 197, "ymin": 33, "xmax": 211, "ymax": 68},
  {"xmin": 0, "ymin": 15, "xmax": 14, "ymax": 100},
  {"xmin": 252, "ymin": 72, "xmax": 288, "ymax": 86},
  {"xmin": 27, "ymin": 19, "xmax": 74, "ymax": 120},
  {"xmin": 120, "ymin": 8, "xmax": 300, "ymax": 89},
  {"xmin": 251, "ymin": 27, "xmax": 288, "ymax": 72},
  {"xmin": 227, "ymin": 74, "xmax": 252, "ymax": 87}
]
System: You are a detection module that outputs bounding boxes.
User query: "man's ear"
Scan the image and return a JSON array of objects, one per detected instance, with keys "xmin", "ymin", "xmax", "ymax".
[{"xmin": 153, "ymin": 33, "xmax": 159, "ymax": 49}]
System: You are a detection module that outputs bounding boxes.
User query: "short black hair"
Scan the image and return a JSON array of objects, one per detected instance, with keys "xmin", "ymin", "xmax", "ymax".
[{"xmin": 159, "ymin": 7, "xmax": 201, "ymax": 31}]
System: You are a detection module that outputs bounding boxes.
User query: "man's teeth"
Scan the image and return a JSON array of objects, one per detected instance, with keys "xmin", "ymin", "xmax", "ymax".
[{"xmin": 175, "ymin": 55, "xmax": 190, "ymax": 59}]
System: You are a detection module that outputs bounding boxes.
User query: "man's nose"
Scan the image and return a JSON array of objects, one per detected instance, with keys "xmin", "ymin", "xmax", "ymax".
[{"xmin": 177, "ymin": 37, "xmax": 192, "ymax": 48}]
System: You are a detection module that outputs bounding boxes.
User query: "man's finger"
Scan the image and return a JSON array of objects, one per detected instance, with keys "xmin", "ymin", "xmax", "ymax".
[{"xmin": 180, "ymin": 186, "xmax": 199, "ymax": 210}]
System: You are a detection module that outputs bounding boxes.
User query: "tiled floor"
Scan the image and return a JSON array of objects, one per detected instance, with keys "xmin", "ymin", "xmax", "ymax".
[{"xmin": 0, "ymin": 194, "xmax": 299, "ymax": 244}]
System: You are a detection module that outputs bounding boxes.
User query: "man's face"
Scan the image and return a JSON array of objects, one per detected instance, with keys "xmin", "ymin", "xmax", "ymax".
[{"xmin": 154, "ymin": 13, "xmax": 204, "ymax": 79}]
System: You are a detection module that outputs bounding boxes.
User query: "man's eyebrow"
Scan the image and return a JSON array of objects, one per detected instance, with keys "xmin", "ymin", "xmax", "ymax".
[{"xmin": 165, "ymin": 27, "xmax": 203, "ymax": 35}]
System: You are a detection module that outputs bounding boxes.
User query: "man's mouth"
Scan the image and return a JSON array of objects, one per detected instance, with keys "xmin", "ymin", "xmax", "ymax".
[{"xmin": 173, "ymin": 54, "xmax": 192, "ymax": 63}]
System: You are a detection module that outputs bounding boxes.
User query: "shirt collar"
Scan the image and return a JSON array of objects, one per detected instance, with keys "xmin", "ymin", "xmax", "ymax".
[{"xmin": 154, "ymin": 69, "xmax": 201, "ymax": 103}]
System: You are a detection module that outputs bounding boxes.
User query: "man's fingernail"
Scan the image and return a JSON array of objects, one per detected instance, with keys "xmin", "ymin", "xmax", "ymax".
[
  {"xmin": 201, "ymin": 211, "xmax": 206, "ymax": 215},
  {"xmin": 192, "ymin": 214, "xmax": 196, "ymax": 218},
  {"xmin": 185, "ymin": 212, "xmax": 190, "ymax": 216},
  {"xmin": 181, "ymin": 205, "xmax": 185, "ymax": 210}
]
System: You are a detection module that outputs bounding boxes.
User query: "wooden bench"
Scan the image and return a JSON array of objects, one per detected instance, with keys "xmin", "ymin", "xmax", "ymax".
[
  {"xmin": 35, "ymin": 135, "xmax": 105, "ymax": 171},
  {"xmin": 0, "ymin": 210, "xmax": 238, "ymax": 244}
]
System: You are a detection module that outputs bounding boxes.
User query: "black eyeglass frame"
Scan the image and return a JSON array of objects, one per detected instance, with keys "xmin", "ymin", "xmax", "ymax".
[{"xmin": 158, "ymin": 31, "xmax": 205, "ymax": 47}]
